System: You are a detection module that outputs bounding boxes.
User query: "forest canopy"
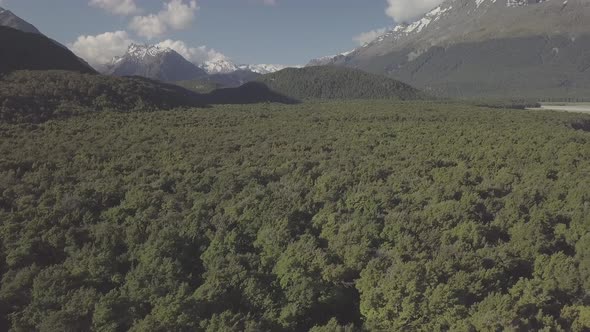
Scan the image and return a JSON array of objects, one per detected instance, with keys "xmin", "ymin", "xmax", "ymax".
[{"xmin": 0, "ymin": 101, "xmax": 589, "ymax": 331}]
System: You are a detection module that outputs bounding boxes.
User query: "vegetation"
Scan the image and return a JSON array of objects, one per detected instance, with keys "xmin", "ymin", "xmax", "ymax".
[
  {"xmin": 0, "ymin": 100, "xmax": 589, "ymax": 331},
  {"xmin": 0, "ymin": 26, "xmax": 95, "ymax": 74},
  {"xmin": 174, "ymin": 79, "xmax": 223, "ymax": 93},
  {"xmin": 0, "ymin": 71, "xmax": 297, "ymax": 123},
  {"xmin": 257, "ymin": 66, "xmax": 424, "ymax": 101},
  {"xmin": 0, "ymin": 70, "xmax": 205, "ymax": 123}
]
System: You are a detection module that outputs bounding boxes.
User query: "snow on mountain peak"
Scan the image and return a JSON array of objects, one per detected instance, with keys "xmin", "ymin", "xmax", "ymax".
[
  {"xmin": 126, "ymin": 44, "xmax": 172, "ymax": 60},
  {"xmin": 198, "ymin": 57, "xmax": 290, "ymax": 75},
  {"xmin": 200, "ymin": 58, "xmax": 238, "ymax": 74},
  {"xmin": 239, "ymin": 64, "xmax": 289, "ymax": 74}
]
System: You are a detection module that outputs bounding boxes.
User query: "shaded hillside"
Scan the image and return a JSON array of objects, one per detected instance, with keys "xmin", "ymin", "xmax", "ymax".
[
  {"xmin": 174, "ymin": 79, "xmax": 222, "ymax": 93},
  {"xmin": 0, "ymin": 71, "xmax": 205, "ymax": 123},
  {"xmin": 204, "ymin": 82, "xmax": 299, "ymax": 105},
  {"xmin": 0, "ymin": 71, "xmax": 298, "ymax": 123},
  {"xmin": 0, "ymin": 26, "xmax": 95, "ymax": 74},
  {"xmin": 104, "ymin": 44, "xmax": 207, "ymax": 82},
  {"xmin": 257, "ymin": 66, "xmax": 424, "ymax": 100},
  {"xmin": 205, "ymin": 69, "xmax": 261, "ymax": 87}
]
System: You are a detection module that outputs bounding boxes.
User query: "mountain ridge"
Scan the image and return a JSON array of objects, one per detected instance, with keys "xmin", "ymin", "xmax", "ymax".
[
  {"xmin": 0, "ymin": 6, "xmax": 40, "ymax": 34},
  {"xmin": 312, "ymin": 0, "xmax": 590, "ymax": 98},
  {"xmin": 104, "ymin": 44, "xmax": 208, "ymax": 82},
  {"xmin": 256, "ymin": 66, "xmax": 425, "ymax": 100}
]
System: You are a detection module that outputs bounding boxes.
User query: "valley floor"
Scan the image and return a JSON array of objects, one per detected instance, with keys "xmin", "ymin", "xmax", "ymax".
[{"xmin": 0, "ymin": 101, "xmax": 589, "ymax": 331}]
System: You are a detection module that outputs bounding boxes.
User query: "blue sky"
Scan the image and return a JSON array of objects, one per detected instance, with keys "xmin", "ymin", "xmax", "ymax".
[{"xmin": 0, "ymin": 0, "xmax": 436, "ymax": 66}]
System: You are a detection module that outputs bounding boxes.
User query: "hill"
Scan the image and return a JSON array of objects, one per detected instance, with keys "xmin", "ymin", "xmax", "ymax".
[
  {"xmin": 204, "ymin": 81, "xmax": 298, "ymax": 105},
  {"xmin": 174, "ymin": 79, "xmax": 223, "ymax": 93},
  {"xmin": 0, "ymin": 70, "xmax": 206, "ymax": 122},
  {"xmin": 314, "ymin": 0, "xmax": 590, "ymax": 99},
  {"xmin": 206, "ymin": 69, "xmax": 261, "ymax": 88},
  {"xmin": 0, "ymin": 71, "xmax": 298, "ymax": 123},
  {"xmin": 0, "ymin": 26, "xmax": 95, "ymax": 74},
  {"xmin": 257, "ymin": 66, "xmax": 424, "ymax": 100}
]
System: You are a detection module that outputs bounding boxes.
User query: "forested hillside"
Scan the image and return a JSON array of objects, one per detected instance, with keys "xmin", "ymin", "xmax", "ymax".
[
  {"xmin": 0, "ymin": 101, "xmax": 589, "ymax": 331},
  {"xmin": 0, "ymin": 71, "xmax": 297, "ymax": 123},
  {"xmin": 0, "ymin": 70, "xmax": 205, "ymax": 123},
  {"xmin": 257, "ymin": 66, "xmax": 424, "ymax": 100}
]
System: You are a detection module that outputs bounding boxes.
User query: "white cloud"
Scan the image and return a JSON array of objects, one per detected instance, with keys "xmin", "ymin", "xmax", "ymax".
[
  {"xmin": 385, "ymin": 0, "xmax": 444, "ymax": 23},
  {"xmin": 89, "ymin": 0, "xmax": 140, "ymax": 15},
  {"xmin": 262, "ymin": 0, "xmax": 277, "ymax": 5},
  {"xmin": 130, "ymin": 0, "xmax": 198, "ymax": 39},
  {"xmin": 353, "ymin": 28, "xmax": 388, "ymax": 45},
  {"xmin": 156, "ymin": 39, "xmax": 228, "ymax": 64},
  {"xmin": 68, "ymin": 31, "xmax": 135, "ymax": 68}
]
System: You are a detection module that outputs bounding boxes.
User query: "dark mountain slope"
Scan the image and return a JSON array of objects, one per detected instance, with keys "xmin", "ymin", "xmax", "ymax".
[
  {"xmin": 204, "ymin": 81, "xmax": 299, "ymax": 105},
  {"xmin": 0, "ymin": 26, "xmax": 95, "ymax": 74},
  {"xmin": 257, "ymin": 66, "xmax": 424, "ymax": 100}
]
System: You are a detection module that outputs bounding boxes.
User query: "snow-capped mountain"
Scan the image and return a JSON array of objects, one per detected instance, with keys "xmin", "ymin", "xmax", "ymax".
[
  {"xmin": 0, "ymin": 6, "xmax": 41, "ymax": 34},
  {"xmin": 103, "ymin": 43, "xmax": 292, "ymax": 85},
  {"xmin": 199, "ymin": 58, "xmax": 239, "ymax": 74},
  {"xmin": 199, "ymin": 58, "xmax": 289, "ymax": 75},
  {"xmin": 307, "ymin": 50, "xmax": 354, "ymax": 67},
  {"xmin": 238, "ymin": 64, "xmax": 289, "ymax": 75},
  {"xmin": 314, "ymin": 0, "xmax": 590, "ymax": 98},
  {"xmin": 104, "ymin": 44, "xmax": 207, "ymax": 82}
]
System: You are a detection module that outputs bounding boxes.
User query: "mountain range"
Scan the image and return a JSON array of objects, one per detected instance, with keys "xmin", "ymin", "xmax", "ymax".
[
  {"xmin": 311, "ymin": 0, "xmax": 590, "ymax": 98},
  {"xmin": 102, "ymin": 43, "xmax": 291, "ymax": 86},
  {"xmin": 103, "ymin": 44, "xmax": 208, "ymax": 82}
]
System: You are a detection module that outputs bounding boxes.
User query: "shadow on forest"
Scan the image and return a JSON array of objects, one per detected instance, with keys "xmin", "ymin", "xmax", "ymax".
[
  {"xmin": 0, "ymin": 71, "xmax": 300, "ymax": 124},
  {"xmin": 571, "ymin": 119, "xmax": 590, "ymax": 132},
  {"xmin": 203, "ymin": 81, "xmax": 299, "ymax": 105}
]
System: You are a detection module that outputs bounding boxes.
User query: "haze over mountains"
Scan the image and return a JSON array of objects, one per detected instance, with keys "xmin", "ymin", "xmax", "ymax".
[{"xmin": 311, "ymin": 0, "xmax": 590, "ymax": 98}]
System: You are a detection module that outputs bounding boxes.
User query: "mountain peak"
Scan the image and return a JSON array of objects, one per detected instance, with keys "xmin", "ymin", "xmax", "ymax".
[
  {"xmin": 0, "ymin": 6, "xmax": 41, "ymax": 34},
  {"xmin": 125, "ymin": 43, "xmax": 173, "ymax": 60}
]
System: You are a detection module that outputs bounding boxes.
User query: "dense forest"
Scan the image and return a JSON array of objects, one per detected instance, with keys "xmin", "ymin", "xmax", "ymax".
[
  {"xmin": 0, "ymin": 71, "xmax": 297, "ymax": 124},
  {"xmin": 0, "ymin": 100, "xmax": 589, "ymax": 331},
  {"xmin": 0, "ymin": 70, "xmax": 205, "ymax": 123},
  {"xmin": 257, "ymin": 66, "xmax": 424, "ymax": 101}
]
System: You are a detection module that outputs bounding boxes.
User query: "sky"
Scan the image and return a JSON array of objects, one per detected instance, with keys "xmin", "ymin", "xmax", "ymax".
[{"xmin": 0, "ymin": 0, "xmax": 443, "ymax": 67}]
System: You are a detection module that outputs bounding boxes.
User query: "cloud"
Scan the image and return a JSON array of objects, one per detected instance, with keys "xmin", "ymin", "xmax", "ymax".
[
  {"xmin": 385, "ymin": 0, "xmax": 444, "ymax": 23},
  {"xmin": 130, "ymin": 0, "xmax": 198, "ymax": 39},
  {"xmin": 156, "ymin": 39, "xmax": 228, "ymax": 64},
  {"xmin": 262, "ymin": 0, "xmax": 277, "ymax": 5},
  {"xmin": 353, "ymin": 28, "xmax": 388, "ymax": 46},
  {"xmin": 68, "ymin": 31, "xmax": 135, "ymax": 68},
  {"xmin": 89, "ymin": 0, "xmax": 140, "ymax": 15}
]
